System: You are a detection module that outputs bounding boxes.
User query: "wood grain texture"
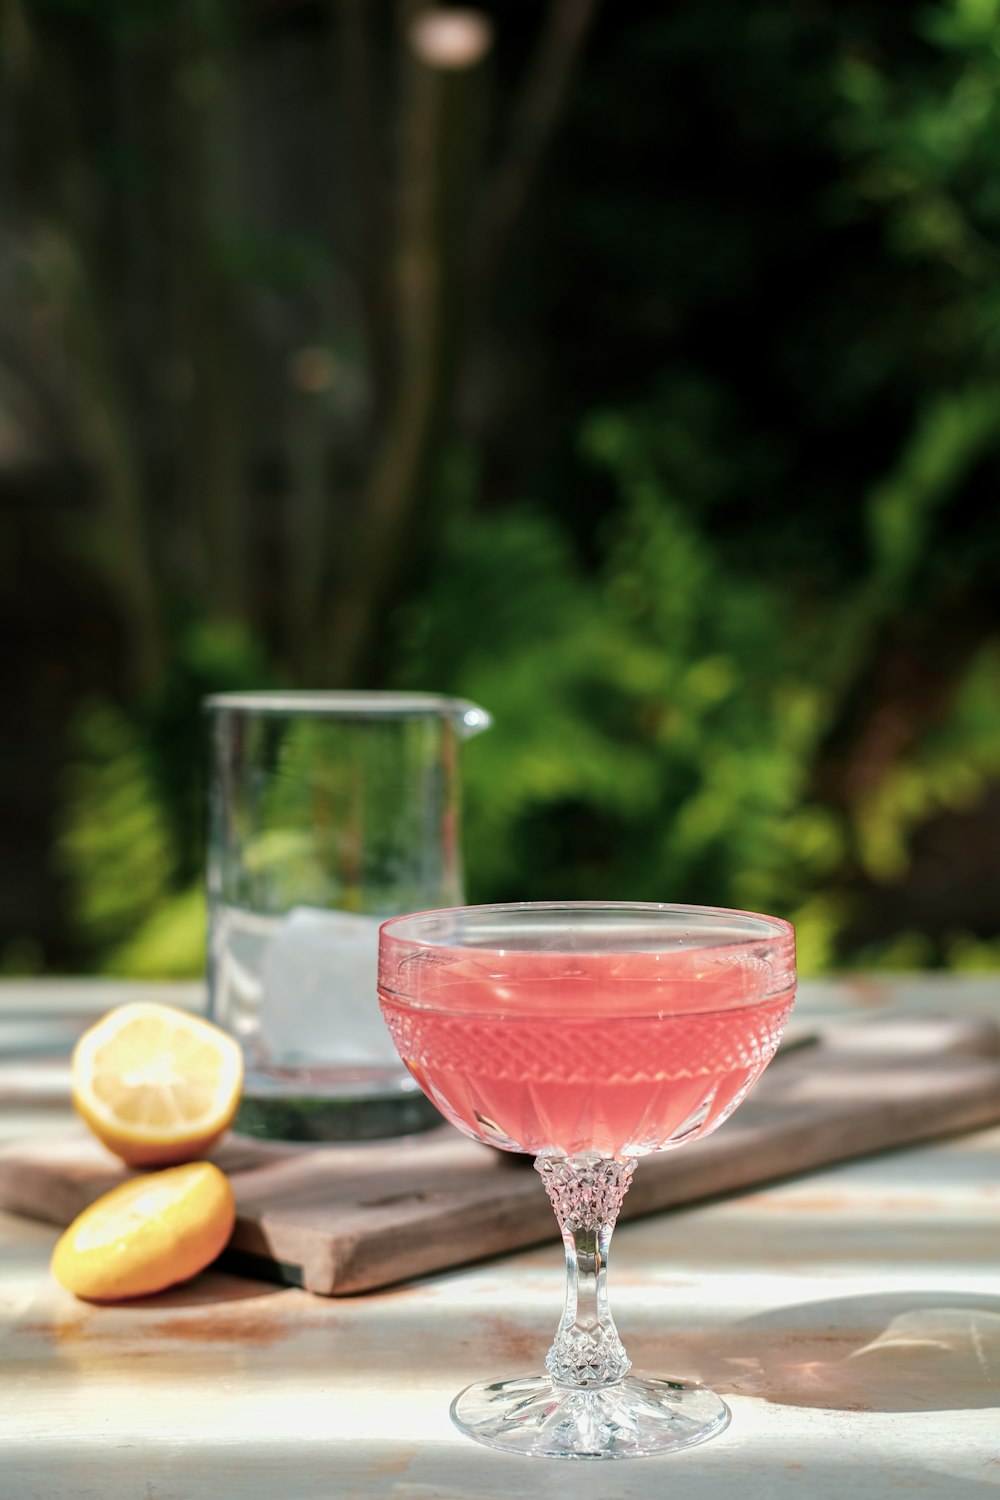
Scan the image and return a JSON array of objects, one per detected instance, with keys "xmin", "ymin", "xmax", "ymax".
[{"xmin": 2, "ymin": 1015, "xmax": 998, "ymax": 1295}]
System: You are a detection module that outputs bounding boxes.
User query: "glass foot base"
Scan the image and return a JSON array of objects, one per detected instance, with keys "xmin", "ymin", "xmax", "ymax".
[{"xmin": 451, "ymin": 1372, "xmax": 730, "ymax": 1460}]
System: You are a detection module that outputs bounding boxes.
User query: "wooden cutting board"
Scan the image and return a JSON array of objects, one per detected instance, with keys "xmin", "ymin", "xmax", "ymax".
[{"xmin": 2, "ymin": 1015, "xmax": 998, "ymax": 1296}]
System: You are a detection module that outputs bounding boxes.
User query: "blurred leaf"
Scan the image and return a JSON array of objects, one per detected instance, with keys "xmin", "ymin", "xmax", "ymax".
[
  {"xmin": 56, "ymin": 703, "xmax": 175, "ymax": 954},
  {"xmin": 106, "ymin": 884, "xmax": 205, "ymax": 979}
]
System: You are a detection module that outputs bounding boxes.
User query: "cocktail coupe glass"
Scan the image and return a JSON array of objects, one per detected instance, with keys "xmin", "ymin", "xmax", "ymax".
[{"xmin": 377, "ymin": 901, "xmax": 796, "ymax": 1460}]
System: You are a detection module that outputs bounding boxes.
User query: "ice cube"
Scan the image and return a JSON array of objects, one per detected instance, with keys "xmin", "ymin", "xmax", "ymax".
[{"xmin": 259, "ymin": 906, "xmax": 398, "ymax": 1067}]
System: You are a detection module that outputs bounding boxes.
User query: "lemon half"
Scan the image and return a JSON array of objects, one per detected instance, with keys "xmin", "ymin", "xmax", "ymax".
[
  {"xmin": 52, "ymin": 1161, "xmax": 236, "ymax": 1302},
  {"xmin": 71, "ymin": 1002, "xmax": 244, "ymax": 1167}
]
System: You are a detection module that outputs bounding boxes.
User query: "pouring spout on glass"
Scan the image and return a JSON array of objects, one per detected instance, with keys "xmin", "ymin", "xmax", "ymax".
[{"xmin": 452, "ymin": 700, "xmax": 492, "ymax": 738}]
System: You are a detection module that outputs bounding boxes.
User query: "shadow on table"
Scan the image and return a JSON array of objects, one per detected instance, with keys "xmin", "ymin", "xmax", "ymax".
[
  {"xmin": 635, "ymin": 1291, "xmax": 1000, "ymax": 1414},
  {"xmin": 127, "ymin": 1267, "xmax": 287, "ymax": 1309}
]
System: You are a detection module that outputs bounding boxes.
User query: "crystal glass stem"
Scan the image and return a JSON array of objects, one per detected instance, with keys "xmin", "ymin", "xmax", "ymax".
[{"xmin": 535, "ymin": 1154, "xmax": 637, "ymax": 1388}]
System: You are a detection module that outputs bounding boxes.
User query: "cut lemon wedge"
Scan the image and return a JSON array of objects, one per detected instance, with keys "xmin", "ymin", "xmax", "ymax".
[
  {"xmin": 52, "ymin": 1161, "xmax": 236, "ymax": 1302},
  {"xmin": 71, "ymin": 1002, "xmax": 244, "ymax": 1167}
]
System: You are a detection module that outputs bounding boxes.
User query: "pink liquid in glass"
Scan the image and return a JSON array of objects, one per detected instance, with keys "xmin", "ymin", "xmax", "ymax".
[{"xmin": 379, "ymin": 945, "xmax": 795, "ymax": 1158}]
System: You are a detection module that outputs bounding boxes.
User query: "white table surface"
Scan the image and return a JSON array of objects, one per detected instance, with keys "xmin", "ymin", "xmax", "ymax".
[{"xmin": 1, "ymin": 975, "xmax": 998, "ymax": 1499}]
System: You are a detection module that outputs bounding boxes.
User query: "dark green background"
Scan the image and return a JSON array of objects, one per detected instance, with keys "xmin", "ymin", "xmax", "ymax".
[{"xmin": 2, "ymin": 0, "xmax": 998, "ymax": 976}]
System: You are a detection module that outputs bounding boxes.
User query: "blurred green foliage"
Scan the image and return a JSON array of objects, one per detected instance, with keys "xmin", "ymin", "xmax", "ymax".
[
  {"xmin": 393, "ymin": 404, "xmax": 1000, "ymax": 974},
  {"xmin": 56, "ymin": 623, "xmax": 271, "ymax": 975},
  {"xmin": 4, "ymin": 0, "xmax": 999, "ymax": 976}
]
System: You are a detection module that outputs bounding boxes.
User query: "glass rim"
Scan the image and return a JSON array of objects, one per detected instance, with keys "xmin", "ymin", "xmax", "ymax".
[
  {"xmin": 203, "ymin": 690, "xmax": 491, "ymax": 730},
  {"xmin": 378, "ymin": 901, "xmax": 797, "ymax": 1006},
  {"xmin": 381, "ymin": 899, "xmax": 794, "ymax": 945}
]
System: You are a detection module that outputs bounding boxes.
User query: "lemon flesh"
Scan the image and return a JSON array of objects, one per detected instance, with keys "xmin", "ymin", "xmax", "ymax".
[{"xmin": 71, "ymin": 1002, "xmax": 244, "ymax": 1167}]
